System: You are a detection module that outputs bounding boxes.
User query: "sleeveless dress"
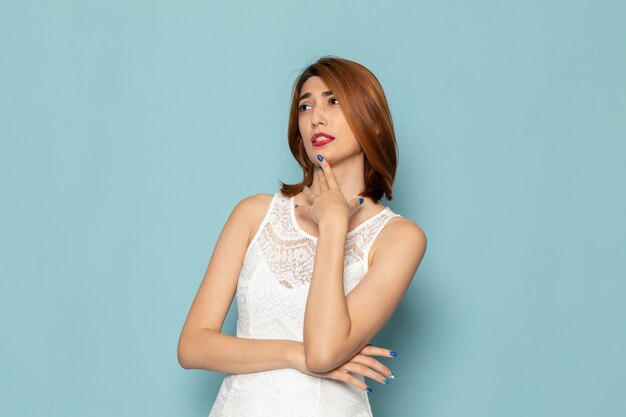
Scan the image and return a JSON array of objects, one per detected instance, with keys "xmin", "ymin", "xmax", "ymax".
[{"xmin": 208, "ymin": 191, "xmax": 403, "ymax": 417}]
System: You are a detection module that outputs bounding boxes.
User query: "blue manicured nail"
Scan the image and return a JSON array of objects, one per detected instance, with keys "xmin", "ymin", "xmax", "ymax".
[
  {"xmin": 366, "ymin": 386, "xmax": 373, "ymax": 393},
  {"xmin": 317, "ymin": 154, "xmax": 323, "ymax": 162},
  {"xmin": 390, "ymin": 351, "xmax": 398, "ymax": 357},
  {"xmin": 389, "ymin": 371, "xmax": 395, "ymax": 379},
  {"xmin": 383, "ymin": 378, "xmax": 390, "ymax": 384},
  {"xmin": 359, "ymin": 198, "xmax": 364, "ymax": 205},
  {"xmin": 316, "ymin": 166, "xmax": 323, "ymax": 171}
]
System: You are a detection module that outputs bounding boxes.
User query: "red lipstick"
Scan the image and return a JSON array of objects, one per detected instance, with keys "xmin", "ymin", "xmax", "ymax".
[{"xmin": 311, "ymin": 132, "xmax": 335, "ymax": 147}]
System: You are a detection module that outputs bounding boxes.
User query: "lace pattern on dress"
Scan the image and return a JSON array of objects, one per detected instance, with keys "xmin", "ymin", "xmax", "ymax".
[{"xmin": 257, "ymin": 193, "xmax": 399, "ymax": 289}]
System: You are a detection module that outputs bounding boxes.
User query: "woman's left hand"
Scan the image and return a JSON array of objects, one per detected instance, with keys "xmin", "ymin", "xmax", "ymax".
[{"xmin": 301, "ymin": 156, "xmax": 364, "ymax": 226}]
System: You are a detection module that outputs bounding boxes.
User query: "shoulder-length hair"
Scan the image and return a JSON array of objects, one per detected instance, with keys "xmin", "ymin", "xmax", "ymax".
[{"xmin": 279, "ymin": 56, "xmax": 398, "ymax": 203}]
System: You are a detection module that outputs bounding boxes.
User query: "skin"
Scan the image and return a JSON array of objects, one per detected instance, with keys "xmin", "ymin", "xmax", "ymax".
[{"xmin": 177, "ymin": 76, "xmax": 427, "ymax": 392}]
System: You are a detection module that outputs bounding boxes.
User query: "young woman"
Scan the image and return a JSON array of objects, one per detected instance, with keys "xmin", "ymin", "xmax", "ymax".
[{"xmin": 178, "ymin": 56, "xmax": 427, "ymax": 417}]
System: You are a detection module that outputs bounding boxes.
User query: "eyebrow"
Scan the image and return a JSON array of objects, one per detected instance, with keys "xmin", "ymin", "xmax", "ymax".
[{"xmin": 298, "ymin": 90, "xmax": 333, "ymax": 102}]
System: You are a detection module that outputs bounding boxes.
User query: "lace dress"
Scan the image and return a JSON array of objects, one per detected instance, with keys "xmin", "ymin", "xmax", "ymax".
[{"xmin": 208, "ymin": 191, "xmax": 402, "ymax": 417}]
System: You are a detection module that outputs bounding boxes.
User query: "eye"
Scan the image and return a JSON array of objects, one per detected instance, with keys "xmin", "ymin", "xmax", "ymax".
[
  {"xmin": 329, "ymin": 97, "xmax": 340, "ymax": 105},
  {"xmin": 299, "ymin": 103, "xmax": 311, "ymax": 112}
]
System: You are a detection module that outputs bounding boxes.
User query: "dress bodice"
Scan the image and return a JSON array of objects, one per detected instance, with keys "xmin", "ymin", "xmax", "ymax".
[{"xmin": 208, "ymin": 192, "xmax": 403, "ymax": 417}]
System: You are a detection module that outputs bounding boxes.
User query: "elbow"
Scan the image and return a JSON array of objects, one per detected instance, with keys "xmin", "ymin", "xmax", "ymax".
[
  {"xmin": 304, "ymin": 347, "xmax": 339, "ymax": 373},
  {"xmin": 177, "ymin": 336, "xmax": 192, "ymax": 370},
  {"xmin": 305, "ymin": 355, "xmax": 332, "ymax": 373},
  {"xmin": 178, "ymin": 348, "xmax": 190, "ymax": 370}
]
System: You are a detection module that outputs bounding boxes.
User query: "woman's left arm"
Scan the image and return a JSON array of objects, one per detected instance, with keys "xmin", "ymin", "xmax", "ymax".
[{"xmin": 303, "ymin": 166, "xmax": 427, "ymax": 373}]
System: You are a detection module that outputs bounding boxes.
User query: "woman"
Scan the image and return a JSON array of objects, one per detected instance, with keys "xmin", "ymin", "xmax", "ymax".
[{"xmin": 177, "ymin": 56, "xmax": 427, "ymax": 417}]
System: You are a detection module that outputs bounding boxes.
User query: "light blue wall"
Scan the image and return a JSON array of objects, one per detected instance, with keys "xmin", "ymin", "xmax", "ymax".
[{"xmin": 1, "ymin": 1, "xmax": 624, "ymax": 416}]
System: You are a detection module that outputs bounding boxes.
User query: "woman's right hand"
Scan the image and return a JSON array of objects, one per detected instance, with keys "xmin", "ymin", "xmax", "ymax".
[{"xmin": 291, "ymin": 343, "xmax": 396, "ymax": 392}]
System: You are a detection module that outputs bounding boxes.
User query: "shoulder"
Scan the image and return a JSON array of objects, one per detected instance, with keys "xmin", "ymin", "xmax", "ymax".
[
  {"xmin": 371, "ymin": 215, "xmax": 427, "ymax": 263},
  {"xmin": 231, "ymin": 193, "xmax": 274, "ymax": 223},
  {"xmin": 386, "ymin": 216, "xmax": 426, "ymax": 245},
  {"xmin": 229, "ymin": 193, "xmax": 275, "ymax": 237},
  {"xmin": 234, "ymin": 193, "xmax": 274, "ymax": 213}
]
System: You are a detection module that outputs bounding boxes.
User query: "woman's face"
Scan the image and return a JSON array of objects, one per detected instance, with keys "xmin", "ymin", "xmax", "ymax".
[{"xmin": 298, "ymin": 76, "xmax": 362, "ymax": 166}]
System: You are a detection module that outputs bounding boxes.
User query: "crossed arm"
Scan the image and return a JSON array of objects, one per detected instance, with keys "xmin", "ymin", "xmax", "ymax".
[
  {"xmin": 177, "ymin": 192, "xmax": 426, "ymax": 375},
  {"xmin": 304, "ymin": 214, "xmax": 426, "ymax": 372},
  {"xmin": 177, "ymin": 194, "xmax": 302, "ymax": 373}
]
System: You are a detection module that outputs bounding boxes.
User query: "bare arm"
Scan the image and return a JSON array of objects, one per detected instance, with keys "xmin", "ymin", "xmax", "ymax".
[
  {"xmin": 177, "ymin": 194, "xmax": 301, "ymax": 373},
  {"xmin": 303, "ymin": 217, "xmax": 351, "ymax": 367},
  {"xmin": 303, "ymin": 159, "xmax": 427, "ymax": 373},
  {"xmin": 177, "ymin": 192, "xmax": 400, "ymax": 390},
  {"xmin": 179, "ymin": 329, "xmax": 302, "ymax": 373}
]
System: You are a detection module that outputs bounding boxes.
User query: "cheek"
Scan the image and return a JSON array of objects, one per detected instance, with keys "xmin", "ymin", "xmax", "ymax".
[
  {"xmin": 299, "ymin": 122, "xmax": 311, "ymax": 141},
  {"xmin": 298, "ymin": 131, "xmax": 311, "ymax": 153},
  {"xmin": 299, "ymin": 118, "xmax": 309, "ymax": 132}
]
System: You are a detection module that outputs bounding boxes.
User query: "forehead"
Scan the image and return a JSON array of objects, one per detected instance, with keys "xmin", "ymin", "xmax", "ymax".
[{"xmin": 300, "ymin": 76, "xmax": 330, "ymax": 95}]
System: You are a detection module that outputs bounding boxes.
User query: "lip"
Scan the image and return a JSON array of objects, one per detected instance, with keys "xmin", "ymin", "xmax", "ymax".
[
  {"xmin": 312, "ymin": 138, "xmax": 334, "ymax": 147},
  {"xmin": 311, "ymin": 132, "xmax": 335, "ymax": 143}
]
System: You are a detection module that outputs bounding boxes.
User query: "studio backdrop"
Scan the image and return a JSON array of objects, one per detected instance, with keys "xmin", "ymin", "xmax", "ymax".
[{"xmin": 1, "ymin": 1, "xmax": 625, "ymax": 416}]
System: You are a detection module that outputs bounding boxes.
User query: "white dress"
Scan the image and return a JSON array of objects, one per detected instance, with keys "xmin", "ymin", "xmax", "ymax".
[{"xmin": 208, "ymin": 191, "xmax": 403, "ymax": 417}]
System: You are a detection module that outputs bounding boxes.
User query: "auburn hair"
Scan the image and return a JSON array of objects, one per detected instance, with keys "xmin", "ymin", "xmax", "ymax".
[{"xmin": 278, "ymin": 56, "xmax": 398, "ymax": 203}]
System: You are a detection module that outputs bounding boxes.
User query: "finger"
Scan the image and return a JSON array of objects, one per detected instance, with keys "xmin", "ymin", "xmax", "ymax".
[
  {"xmin": 302, "ymin": 186, "xmax": 316, "ymax": 203},
  {"xmin": 302, "ymin": 203, "xmax": 313, "ymax": 218},
  {"xmin": 317, "ymin": 166, "xmax": 328, "ymax": 191},
  {"xmin": 360, "ymin": 344, "xmax": 398, "ymax": 359},
  {"xmin": 349, "ymin": 354, "xmax": 394, "ymax": 380},
  {"xmin": 340, "ymin": 362, "xmax": 390, "ymax": 386},
  {"xmin": 328, "ymin": 369, "xmax": 370, "ymax": 392},
  {"xmin": 318, "ymin": 157, "xmax": 339, "ymax": 190}
]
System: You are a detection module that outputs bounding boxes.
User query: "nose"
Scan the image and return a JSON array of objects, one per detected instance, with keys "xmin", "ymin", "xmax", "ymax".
[{"xmin": 311, "ymin": 106, "xmax": 327, "ymax": 127}]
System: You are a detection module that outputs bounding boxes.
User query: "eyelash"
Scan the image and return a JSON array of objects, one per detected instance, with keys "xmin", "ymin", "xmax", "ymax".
[{"xmin": 299, "ymin": 98, "xmax": 339, "ymax": 112}]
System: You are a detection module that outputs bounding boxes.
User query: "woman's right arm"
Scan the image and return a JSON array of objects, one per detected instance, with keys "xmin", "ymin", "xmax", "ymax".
[{"xmin": 177, "ymin": 194, "xmax": 302, "ymax": 373}]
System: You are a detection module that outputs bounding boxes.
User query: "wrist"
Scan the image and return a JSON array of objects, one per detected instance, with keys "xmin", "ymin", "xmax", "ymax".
[
  {"xmin": 319, "ymin": 217, "xmax": 349, "ymax": 233},
  {"xmin": 286, "ymin": 341, "xmax": 305, "ymax": 370}
]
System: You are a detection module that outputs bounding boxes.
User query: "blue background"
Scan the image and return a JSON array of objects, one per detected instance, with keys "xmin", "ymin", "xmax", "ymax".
[{"xmin": 1, "ymin": 1, "xmax": 625, "ymax": 416}]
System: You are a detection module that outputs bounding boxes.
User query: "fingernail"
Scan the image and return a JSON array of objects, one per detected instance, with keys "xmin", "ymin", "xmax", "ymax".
[
  {"xmin": 316, "ymin": 166, "xmax": 323, "ymax": 171},
  {"xmin": 317, "ymin": 154, "xmax": 324, "ymax": 162},
  {"xmin": 390, "ymin": 351, "xmax": 398, "ymax": 357},
  {"xmin": 359, "ymin": 197, "xmax": 364, "ymax": 205},
  {"xmin": 389, "ymin": 371, "xmax": 395, "ymax": 379},
  {"xmin": 366, "ymin": 386, "xmax": 373, "ymax": 393},
  {"xmin": 382, "ymin": 378, "xmax": 390, "ymax": 384}
]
